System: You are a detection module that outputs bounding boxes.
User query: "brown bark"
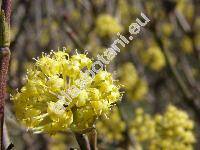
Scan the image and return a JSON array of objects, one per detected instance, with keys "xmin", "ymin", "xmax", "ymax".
[
  {"xmin": 0, "ymin": 0, "xmax": 11, "ymax": 149},
  {"xmin": 1, "ymin": 0, "xmax": 12, "ymax": 23},
  {"xmin": 0, "ymin": 48, "xmax": 10, "ymax": 150}
]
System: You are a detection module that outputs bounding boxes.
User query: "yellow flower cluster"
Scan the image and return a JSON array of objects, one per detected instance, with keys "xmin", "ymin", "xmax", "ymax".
[
  {"xmin": 141, "ymin": 46, "xmax": 166, "ymax": 71},
  {"xmin": 130, "ymin": 105, "xmax": 195, "ymax": 150},
  {"xmin": 160, "ymin": 22, "xmax": 174, "ymax": 37},
  {"xmin": 181, "ymin": 36, "xmax": 193, "ymax": 54},
  {"xmin": 96, "ymin": 107, "xmax": 126, "ymax": 143},
  {"xmin": 130, "ymin": 108, "xmax": 156, "ymax": 142},
  {"xmin": 95, "ymin": 14, "xmax": 122, "ymax": 37},
  {"xmin": 128, "ymin": 79, "xmax": 148, "ymax": 100},
  {"xmin": 13, "ymin": 50, "xmax": 121, "ymax": 133},
  {"xmin": 151, "ymin": 105, "xmax": 195, "ymax": 150},
  {"xmin": 118, "ymin": 62, "xmax": 148, "ymax": 101}
]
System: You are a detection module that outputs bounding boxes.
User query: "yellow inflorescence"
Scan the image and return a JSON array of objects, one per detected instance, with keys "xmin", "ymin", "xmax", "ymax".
[
  {"xmin": 181, "ymin": 36, "xmax": 193, "ymax": 54},
  {"xmin": 118, "ymin": 62, "xmax": 138, "ymax": 90},
  {"xmin": 95, "ymin": 14, "xmax": 122, "ymax": 37},
  {"xmin": 151, "ymin": 105, "xmax": 195, "ymax": 150},
  {"xmin": 141, "ymin": 46, "xmax": 166, "ymax": 71},
  {"xmin": 130, "ymin": 108, "xmax": 156, "ymax": 142},
  {"xmin": 96, "ymin": 107, "xmax": 126, "ymax": 143},
  {"xmin": 118, "ymin": 62, "xmax": 148, "ymax": 101},
  {"xmin": 160, "ymin": 22, "xmax": 174, "ymax": 37},
  {"xmin": 130, "ymin": 105, "xmax": 195, "ymax": 150},
  {"xmin": 127, "ymin": 79, "xmax": 148, "ymax": 100},
  {"xmin": 12, "ymin": 50, "xmax": 121, "ymax": 133}
]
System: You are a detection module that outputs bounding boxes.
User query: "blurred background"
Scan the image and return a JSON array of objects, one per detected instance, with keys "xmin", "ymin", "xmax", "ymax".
[{"xmin": 4, "ymin": 0, "xmax": 200, "ymax": 149}]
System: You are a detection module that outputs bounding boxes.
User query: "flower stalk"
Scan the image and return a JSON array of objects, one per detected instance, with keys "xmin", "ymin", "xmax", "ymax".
[
  {"xmin": 88, "ymin": 128, "xmax": 98, "ymax": 150},
  {"xmin": 75, "ymin": 133, "xmax": 91, "ymax": 150}
]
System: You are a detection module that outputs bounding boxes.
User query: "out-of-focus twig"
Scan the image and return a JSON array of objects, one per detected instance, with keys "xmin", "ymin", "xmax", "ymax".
[
  {"xmin": 88, "ymin": 0, "xmax": 98, "ymax": 17},
  {"xmin": 117, "ymin": 102, "xmax": 135, "ymax": 149},
  {"xmin": 152, "ymin": 27, "xmax": 200, "ymax": 123},
  {"xmin": 58, "ymin": 15, "xmax": 84, "ymax": 50},
  {"xmin": 10, "ymin": 0, "xmax": 32, "ymax": 50},
  {"xmin": 174, "ymin": 9, "xmax": 200, "ymax": 63},
  {"xmin": 175, "ymin": 10, "xmax": 191, "ymax": 32}
]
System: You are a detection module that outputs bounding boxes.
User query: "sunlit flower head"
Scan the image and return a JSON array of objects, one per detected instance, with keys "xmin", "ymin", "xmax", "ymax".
[{"xmin": 12, "ymin": 50, "xmax": 121, "ymax": 134}]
